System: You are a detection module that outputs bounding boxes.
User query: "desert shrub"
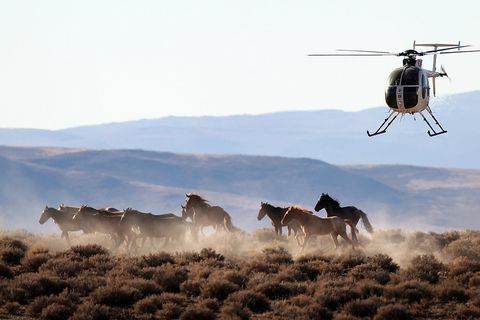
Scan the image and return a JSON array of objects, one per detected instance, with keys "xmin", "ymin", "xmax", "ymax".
[
  {"xmin": 153, "ymin": 264, "xmax": 188, "ymax": 292},
  {"xmin": 257, "ymin": 281, "xmax": 304, "ymax": 300},
  {"xmin": 406, "ymin": 254, "xmax": 445, "ymax": 283},
  {"xmin": 1, "ymin": 302, "xmax": 22, "ymax": 315},
  {"xmin": 179, "ymin": 306, "xmax": 216, "ymax": 320},
  {"xmin": 373, "ymin": 304, "xmax": 414, "ymax": 320},
  {"xmin": 335, "ymin": 253, "xmax": 366, "ymax": 269},
  {"xmin": 124, "ymin": 278, "xmax": 162, "ymax": 298},
  {"xmin": 21, "ymin": 253, "xmax": 51, "ymax": 272},
  {"xmin": 133, "ymin": 295, "xmax": 162, "ymax": 314},
  {"xmin": 0, "ymin": 246, "xmax": 25, "ymax": 265},
  {"xmin": 305, "ymin": 304, "xmax": 333, "ymax": 320},
  {"xmin": 204, "ymin": 279, "xmax": 238, "ymax": 301},
  {"xmin": 219, "ymin": 302, "xmax": 250, "ymax": 320},
  {"xmin": 0, "ymin": 262, "xmax": 13, "ymax": 279},
  {"xmin": 180, "ymin": 279, "xmax": 202, "ymax": 297},
  {"xmin": 243, "ymin": 259, "xmax": 279, "ymax": 274},
  {"xmin": 155, "ymin": 302, "xmax": 183, "ymax": 319},
  {"xmin": 316, "ymin": 286, "xmax": 361, "ymax": 310},
  {"xmin": 345, "ymin": 298, "xmax": 380, "ymax": 318},
  {"xmin": 70, "ymin": 244, "xmax": 109, "ymax": 258},
  {"xmin": 293, "ymin": 261, "xmax": 321, "ymax": 281},
  {"xmin": 356, "ymin": 280, "xmax": 384, "ymax": 298},
  {"xmin": 262, "ymin": 247, "xmax": 293, "ymax": 264},
  {"xmin": 448, "ymin": 256, "xmax": 480, "ymax": 276},
  {"xmin": 224, "ymin": 271, "xmax": 247, "ymax": 288},
  {"xmin": 175, "ymin": 251, "xmax": 203, "ymax": 265},
  {"xmin": 67, "ymin": 275, "xmax": 106, "ymax": 297},
  {"xmin": 227, "ymin": 290, "xmax": 271, "ymax": 313},
  {"xmin": 0, "ymin": 237, "xmax": 28, "ymax": 251},
  {"xmin": 368, "ymin": 254, "xmax": 399, "ymax": 272},
  {"xmin": 444, "ymin": 233, "xmax": 480, "ymax": 261},
  {"xmin": 92, "ymin": 284, "xmax": 141, "ymax": 307},
  {"xmin": 200, "ymin": 248, "xmax": 225, "ymax": 261},
  {"xmin": 70, "ymin": 301, "xmax": 118, "ymax": 320},
  {"xmin": 436, "ymin": 283, "xmax": 469, "ymax": 302},
  {"xmin": 385, "ymin": 280, "xmax": 432, "ymax": 303},
  {"xmin": 140, "ymin": 252, "xmax": 175, "ymax": 267},
  {"xmin": 40, "ymin": 302, "xmax": 75, "ymax": 320},
  {"xmin": 350, "ymin": 264, "xmax": 391, "ymax": 285},
  {"xmin": 454, "ymin": 304, "xmax": 480, "ymax": 320},
  {"xmin": 16, "ymin": 273, "xmax": 68, "ymax": 299},
  {"xmin": 39, "ymin": 257, "xmax": 84, "ymax": 278}
]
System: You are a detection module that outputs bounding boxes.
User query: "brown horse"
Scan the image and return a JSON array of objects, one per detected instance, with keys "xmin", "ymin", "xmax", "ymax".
[
  {"xmin": 39, "ymin": 206, "xmax": 85, "ymax": 246},
  {"xmin": 183, "ymin": 193, "xmax": 235, "ymax": 237},
  {"xmin": 257, "ymin": 202, "xmax": 302, "ymax": 239},
  {"xmin": 119, "ymin": 208, "xmax": 187, "ymax": 249},
  {"xmin": 281, "ymin": 205, "xmax": 358, "ymax": 251},
  {"xmin": 72, "ymin": 206, "xmax": 131, "ymax": 249},
  {"xmin": 314, "ymin": 193, "xmax": 373, "ymax": 243}
]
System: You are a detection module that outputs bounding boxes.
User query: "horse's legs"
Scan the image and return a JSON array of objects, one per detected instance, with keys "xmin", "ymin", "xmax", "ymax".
[
  {"xmin": 301, "ymin": 234, "xmax": 311, "ymax": 252},
  {"xmin": 339, "ymin": 231, "xmax": 355, "ymax": 250},
  {"xmin": 62, "ymin": 231, "xmax": 72, "ymax": 247},
  {"xmin": 331, "ymin": 232, "xmax": 340, "ymax": 248},
  {"xmin": 287, "ymin": 226, "xmax": 292, "ymax": 237},
  {"xmin": 351, "ymin": 225, "xmax": 359, "ymax": 244}
]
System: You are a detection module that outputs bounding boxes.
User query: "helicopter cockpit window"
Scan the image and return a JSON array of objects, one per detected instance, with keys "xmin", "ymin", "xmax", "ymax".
[
  {"xmin": 387, "ymin": 68, "xmax": 403, "ymax": 85},
  {"xmin": 401, "ymin": 67, "xmax": 420, "ymax": 85}
]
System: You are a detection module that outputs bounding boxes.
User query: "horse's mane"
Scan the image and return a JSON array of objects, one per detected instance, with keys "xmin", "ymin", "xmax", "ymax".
[
  {"xmin": 287, "ymin": 205, "xmax": 313, "ymax": 215},
  {"xmin": 323, "ymin": 194, "xmax": 341, "ymax": 208},
  {"xmin": 186, "ymin": 193, "xmax": 211, "ymax": 207},
  {"xmin": 261, "ymin": 202, "xmax": 283, "ymax": 211}
]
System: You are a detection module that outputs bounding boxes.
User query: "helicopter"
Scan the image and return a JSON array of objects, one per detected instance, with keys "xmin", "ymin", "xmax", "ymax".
[{"xmin": 309, "ymin": 42, "xmax": 480, "ymax": 137}]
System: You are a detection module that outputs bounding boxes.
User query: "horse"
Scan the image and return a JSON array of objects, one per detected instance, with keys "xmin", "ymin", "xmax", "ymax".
[
  {"xmin": 58, "ymin": 204, "xmax": 120, "ymax": 215},
  {"xmin": 314, "ymin": 193, "xmax": 373, "ymax": 243},
  {"xmin": 119, "ymin": 208, "xmax": 187, "ymax": 249},
  {"xmin": 39, "ymin": 206, "xmax": 85, "ymax": 246},
  {"xmin": 183, "ymin": 193, "xmax": 235, "ymax": 237},
  {"xmin": 72, "ymin": 206, "xmax": 131, "ymax": 249},
  {"xmin": 257, "ymin": 202, "xmax": 302, "ymax": 239},
  {"xmin": 281, "ymin": 205, "xmax": 358, "ymax": 251}
]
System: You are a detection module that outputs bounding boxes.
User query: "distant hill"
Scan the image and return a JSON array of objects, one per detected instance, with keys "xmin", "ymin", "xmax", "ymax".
[
  {"xmin": 1, "ymin": 91, "xmax": 479, "ymax": 168},
  {"xmin": 1, "ymin": 146, "xmax": 479, "ymax": 231}
]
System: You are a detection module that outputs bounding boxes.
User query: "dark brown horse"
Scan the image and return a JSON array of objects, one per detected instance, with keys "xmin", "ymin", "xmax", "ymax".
[
  {"xmin": 119, "ymin": 208, "xmax": 187, "ymax": 249},
  {"xmin": 183, "ymin": 193, "xmax": 235, "ymax": 237},
  {"xmin": 257, "ymin": 202, "xmax": 302, "ymax": 239},
  {"xmin": 281, "ymin": 205, "xmax": 358, "ymax": 251},
  {"xmin": 39, "ymin": 206, "xmax": 85, "ymax": 246},
  {"xmin": 72, "ymin": 206, "xmax": 131, "ymax": 249},
  {"xmin": 314, "ymin": 193, "xmax": 373, "ymax": 243}
]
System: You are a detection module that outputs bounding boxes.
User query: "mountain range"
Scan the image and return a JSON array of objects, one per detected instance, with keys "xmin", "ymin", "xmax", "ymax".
[{"xmin": 1, "ymin": 91, "xmax": 479, "ymax": 168}]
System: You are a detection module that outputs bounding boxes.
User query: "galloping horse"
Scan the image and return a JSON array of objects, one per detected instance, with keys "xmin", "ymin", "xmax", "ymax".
[
  {"xmin": 183, "ymin": 193, "xmax": 234, "ymax": 237},
  {"xmin": 281, "ymin": 205, "xmax": 358, "ymax": 251},
  {"xmin": 314, "ymin": 193, "xmax": 373, "ymax": 243},
  {"xmin": 257, "ymin": 202, "xmax": 302, "ymax": 239},
  {"xmin": 72, "ymin": 206, "xmax": 131, "ymax": 249},
  {"xmin": 39, "ymin": 206, "xmax": 85, "ymax": 246},
  {"xmin": 119, "ymin": 208, "xmax": 187, "ymax": 249}
]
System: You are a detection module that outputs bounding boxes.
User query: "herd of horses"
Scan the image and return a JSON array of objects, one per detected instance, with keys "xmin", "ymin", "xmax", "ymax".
[{"xmin": 39, "ymin": 192, "xmax": 373, "ymax": 252}]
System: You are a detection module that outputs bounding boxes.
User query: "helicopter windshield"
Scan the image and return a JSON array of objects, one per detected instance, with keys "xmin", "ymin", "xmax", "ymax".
[
  {"xmin": 387, "ymin": 68, "xmax": 403, "ymax": 85},
  {"xmin": 401, "ymin": 66, "xmax": 420, "ymax": 85}
]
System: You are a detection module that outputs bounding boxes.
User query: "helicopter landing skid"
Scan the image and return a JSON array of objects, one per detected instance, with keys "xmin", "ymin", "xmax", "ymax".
[
  {"xmin": 367, "ymin": 111, "xmax": 399, "ymax": 137},
  {"xmin": 419, "ymin": 108, "xmax": 447, "ymax": 137}
]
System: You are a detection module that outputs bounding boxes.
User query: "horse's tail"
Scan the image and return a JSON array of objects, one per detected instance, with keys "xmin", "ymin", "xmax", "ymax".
[
  {"xmin": 358, "ymin": 210, "xmax": 373, "ymax": 233},
  {"xmin": 223, "ymin": 212, "xmax": 234, "ymax": 232}
]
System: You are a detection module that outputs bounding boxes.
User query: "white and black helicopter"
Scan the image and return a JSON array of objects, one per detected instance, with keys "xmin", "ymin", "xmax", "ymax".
[{"xmin": 309, "ymin": 42, "xmax": 480, "ymax": 137}]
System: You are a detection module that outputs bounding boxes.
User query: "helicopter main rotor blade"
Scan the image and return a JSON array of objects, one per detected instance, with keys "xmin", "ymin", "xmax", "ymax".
[
  {"xmin": 336, "ymin": 49, "xmax": 397, "ymax": 54},
  {"xmin": 439, "ymin": 49, "xmax": 480, "ymax": 55},
  {"xmin": 308, "ymin": 53, "xmax": 396, "ymax": 57},
  {"xmin": 421, "ymin": 45, "xmax": 471, "ymax": 55}
]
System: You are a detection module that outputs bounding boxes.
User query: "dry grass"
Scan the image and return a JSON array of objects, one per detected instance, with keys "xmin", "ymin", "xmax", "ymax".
[{"xmin": 1, "ymin": 228, "xmax": 480, "ymax": 319}]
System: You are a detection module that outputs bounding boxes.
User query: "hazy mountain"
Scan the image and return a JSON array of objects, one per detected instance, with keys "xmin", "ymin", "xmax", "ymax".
[
  {"xmin": 1, "ymin": 146, "xmax": 479, "ymax": 232},
  {"xmin": 1, "ymin": 91, "xmax": 479, "ymax": 168}
]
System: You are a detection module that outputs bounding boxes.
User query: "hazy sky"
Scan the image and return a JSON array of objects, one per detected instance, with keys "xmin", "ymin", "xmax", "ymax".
[{"xmin": 1, "ymin": 0, "xmax": 479, "ymax": 129}]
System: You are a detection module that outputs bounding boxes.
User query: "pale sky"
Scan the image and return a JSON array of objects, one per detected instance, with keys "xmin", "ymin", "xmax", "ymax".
[{"xmin": 1, "ymin": 0, "xmax": 479, "ymax": 129}]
